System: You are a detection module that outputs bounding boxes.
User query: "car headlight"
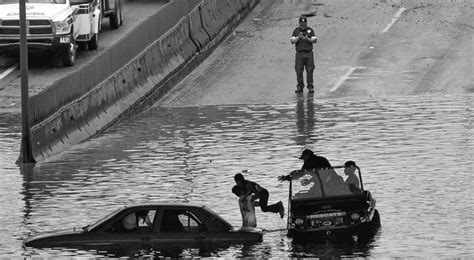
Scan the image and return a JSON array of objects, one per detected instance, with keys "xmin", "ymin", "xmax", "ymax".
[
  {"xmin": 360, "ymin": 216, "xmax": 369, "ymax": 222},
  {"xmin": 350, "ymin": 213, "xmax": 360, "ymax": 221},
  {"xmin": 54, "ymin": 21, "xmax": 71, "ymax": 34},
  {"xmin": 294, "ymin": 218, "xmax": 304, "ymax": 226}
]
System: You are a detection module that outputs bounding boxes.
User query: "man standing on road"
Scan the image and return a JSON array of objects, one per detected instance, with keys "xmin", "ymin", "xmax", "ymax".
[{"xmin": 291, "ymin": 15, "xmax": 317, "ymax": 93}]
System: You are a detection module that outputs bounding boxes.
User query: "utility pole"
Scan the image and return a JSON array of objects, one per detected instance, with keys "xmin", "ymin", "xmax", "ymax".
[{"xmin": 17, "ymin": 0, "xmax": 36, "ymax": 164}]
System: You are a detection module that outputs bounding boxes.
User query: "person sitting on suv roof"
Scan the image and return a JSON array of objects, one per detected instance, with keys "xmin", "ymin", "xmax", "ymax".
[{"xmin": 344, "ymin": 160, "xmax": 361, "ymax": 193}]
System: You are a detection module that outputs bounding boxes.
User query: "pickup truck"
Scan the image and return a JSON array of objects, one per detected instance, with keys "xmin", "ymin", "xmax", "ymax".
[{"xmin": 0, "ymin": 0, "xmax": 123, "ymax": 66}]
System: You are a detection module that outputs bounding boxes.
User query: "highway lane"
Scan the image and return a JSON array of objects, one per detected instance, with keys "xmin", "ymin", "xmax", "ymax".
[
  {"xmin": 0, "ymin": 0, "xmax": 168, "ymax": 112},
  {"xmin": 159, "ymin": 0, "xmax": 473, "ymax": 106}
]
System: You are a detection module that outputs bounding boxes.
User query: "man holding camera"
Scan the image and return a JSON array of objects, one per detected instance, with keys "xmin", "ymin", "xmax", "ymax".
[{"xmin": 291, "ymin": 15, "xmax": 317, "ymax": 93}]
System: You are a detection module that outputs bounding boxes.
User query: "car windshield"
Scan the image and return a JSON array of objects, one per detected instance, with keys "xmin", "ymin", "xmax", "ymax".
[
  {"xmin": 291, "ymin": 166, "xmax": 363, "ymax": 200},
  {"xmin": 86, "ymin": 206, "xmax": 126, "ymax": 231},
  {"xmin": 0, "ymin": 0, "xmax": 66, "ymax": 4}
]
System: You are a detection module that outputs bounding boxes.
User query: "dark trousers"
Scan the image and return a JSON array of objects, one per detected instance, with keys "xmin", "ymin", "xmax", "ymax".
[
  {"xmin": 258, "ymin": 189, "xmax": 280, "ymax": 213},
  {"xmin": 295, "ymin": 51, "xmax": 315, "ymax": 89}
]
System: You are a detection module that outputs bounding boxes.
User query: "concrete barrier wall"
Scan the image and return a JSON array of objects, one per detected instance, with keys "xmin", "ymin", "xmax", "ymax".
[
  {"xmin": 31, "ymin": 0, "xmax": 260, "ymax": 160},
  {"xmin": 200, "ymin": 0, "xmax": 224, "ymax": 38},
  {"xmin": 188, "ymin": 4, "xmax": 211, "ymax": 49}
]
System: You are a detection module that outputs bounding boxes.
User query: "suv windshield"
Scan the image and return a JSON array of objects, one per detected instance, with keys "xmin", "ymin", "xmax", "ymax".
[
  {"xmin": 0, "ymin": 0, "xmax": 66, "ymax": 4},
  {"xmin": 291, "ymin": 166, "xmax": 363, "ymax": 200}
]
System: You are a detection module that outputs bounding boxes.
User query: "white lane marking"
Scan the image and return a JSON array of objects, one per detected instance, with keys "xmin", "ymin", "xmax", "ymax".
[
  {"xmin": 330, "ymin": 67, "xmax": 357, "ymax": 92},
  {"xmin": 329, "ymin": 8, "xmax": 406, "ymax": 93},
  {"xmin": 0, "ymin": 64, "xmax": 18, "ymax": 80},
  {"xmin": 382, "ymin": 7, "xmax": 406, "ymax": 33}
]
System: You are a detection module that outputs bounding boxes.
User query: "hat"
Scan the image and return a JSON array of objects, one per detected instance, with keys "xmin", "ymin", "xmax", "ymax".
[
  {"xmin": 299, "ymin": 15, "xmax": 307, "ymax": 24},
  {"xmin": 299, "ymin": 149, "xmax": 314, "ymax": 159},
  {"xmin": 344, "ymin": 160, "xmax": 356, "ymax": 167}
]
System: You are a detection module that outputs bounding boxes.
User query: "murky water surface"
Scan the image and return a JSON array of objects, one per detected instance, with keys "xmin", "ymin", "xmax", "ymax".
[{"xmin": 0, "ymin": 94, "xmax": 472, "ymax": 258}]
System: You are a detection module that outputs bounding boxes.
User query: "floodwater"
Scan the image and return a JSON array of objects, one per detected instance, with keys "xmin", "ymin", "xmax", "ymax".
[{"xmin": 0, "ymin": 93, "xmax": 472, "ymax": 258}]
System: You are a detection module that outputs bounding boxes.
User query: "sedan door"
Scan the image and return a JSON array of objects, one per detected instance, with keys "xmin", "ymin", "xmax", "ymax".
[{"xmin": 151, "ymin": 209, "xmax": 209, "ymax": 244}]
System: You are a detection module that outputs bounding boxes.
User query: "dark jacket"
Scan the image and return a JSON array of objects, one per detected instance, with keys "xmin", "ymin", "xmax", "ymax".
[
  {"xmin": 242, "ymin": 180, "xmax": 267, "ymax": 198},
  {"xmin": 302, "ymin": 154, "xmax": 332, "ymax": 170}
]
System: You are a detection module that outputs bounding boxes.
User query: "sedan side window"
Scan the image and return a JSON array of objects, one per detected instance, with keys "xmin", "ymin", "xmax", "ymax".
[
  {"xmin": 161, "ymin": 210, "xmax": 207, "ymax": 232},
  {"xmin": 107, "ymin": 210, "xmax": 156, "ymax": 233},
  {"xmin": 136, "ymin": 210, "xmax": 156, "ymax": 231},
  {"xmin": 178, "ymin": 211, "xmax": 207, "ymax": 232}
]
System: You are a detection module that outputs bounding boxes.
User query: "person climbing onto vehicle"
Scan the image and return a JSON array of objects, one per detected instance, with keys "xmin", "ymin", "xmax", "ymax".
[
  {"xmin": 344, "ymin": 160, "xmax": 361, "ymax": 193},
  {"xmin": 232, "ymin": 185, "xmax": 257, "ymax": 228},
  {"xmin": 234, "ymin": 173, "xmax": 285, "ymax": 219}
]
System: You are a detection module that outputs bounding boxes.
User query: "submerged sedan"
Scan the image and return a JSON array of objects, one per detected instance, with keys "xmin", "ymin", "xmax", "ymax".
[{"xmin": 24, "ymin": 203, "xmax": 263, "ymax": 248}]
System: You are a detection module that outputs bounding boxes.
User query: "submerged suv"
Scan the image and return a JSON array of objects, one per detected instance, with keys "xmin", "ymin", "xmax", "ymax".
[
  {"xmin": 0, "ymin": 0, "xmax": 123, "ymax": 66},
  {"xmin": 286, "ymin": 165, "xmax": 381, "ymax": 241}
]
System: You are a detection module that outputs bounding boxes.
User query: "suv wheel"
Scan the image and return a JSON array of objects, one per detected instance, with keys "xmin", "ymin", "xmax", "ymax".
[
  {"xmin": 77, "ymin": 42, "xmax": 87, "ymax": 50},
  {"xmin": 109, "ymin": 0, "xmax": 122, "ymax": 29},
  {"xmin": 61, "ymin": 37, "xmax": 76, "ymax": 66},
  {"xmin": 119, "ymin": 0, "xmax": 123, "ymax": 25},
  {"xmin": 87, "ymin": 34, "xmax": 98, "ymax": 50}
]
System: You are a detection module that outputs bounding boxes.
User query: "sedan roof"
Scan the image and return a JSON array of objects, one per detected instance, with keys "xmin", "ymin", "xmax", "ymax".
[{"xmin": 123, "ymin": 202, "xmax": 207, "ymax": 209}]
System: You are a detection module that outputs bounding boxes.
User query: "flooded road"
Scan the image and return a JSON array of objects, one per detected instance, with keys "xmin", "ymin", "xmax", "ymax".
[
  {"xmin": 1, "ymin": 93, "xmax": 472, "ymax": 258},
  {"xmin": 1, "ymin": 0, "xmax": 473, "ymax": 258}
]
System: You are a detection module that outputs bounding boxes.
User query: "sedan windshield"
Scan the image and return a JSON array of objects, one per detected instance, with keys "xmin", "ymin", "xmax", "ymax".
[
  {"xmin": 86, "ymin": 206, "xmax": 125, "ymax": 231},
  {"xmin": 0, "ymin": 0, "xmax": 66, "ymax": 4}
]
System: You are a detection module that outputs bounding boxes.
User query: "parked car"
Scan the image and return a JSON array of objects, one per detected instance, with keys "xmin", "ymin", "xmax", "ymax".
[
  {"xmin": 23, "ymin": 203, "xmax": 263, "ymax": 248},
  {"xmin": 286, "ymin": 165, "xmax": 381, "ymax": 241},
  {"xmin": 0, "ymin": 0, "xmax": 123, "ymax": 66}
]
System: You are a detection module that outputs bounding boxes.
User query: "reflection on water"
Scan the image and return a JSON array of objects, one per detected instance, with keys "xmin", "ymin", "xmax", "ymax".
[
  {"xmin": 295, "ymin": 94, "xmax": 315, "ymax": 146},
  {"xmin": 0, "ymin": 94, "xmax": 472, "ymax": 258}
]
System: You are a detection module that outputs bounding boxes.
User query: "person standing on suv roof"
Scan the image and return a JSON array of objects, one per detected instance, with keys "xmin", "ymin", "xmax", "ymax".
[
  {"xmin": 299, "ymin": 148, "xmax": 332, "ymax": 170},
  {"xmin": 278, "ymin": 149, "xmax": 333, "ymax": 182},
  {"xmin": 280, "ymin": 149, "xmax": 347, "ymax": 196},
  {"xmin": 291, "ymin": 15, "xmax": 317, "ymax": 93}
]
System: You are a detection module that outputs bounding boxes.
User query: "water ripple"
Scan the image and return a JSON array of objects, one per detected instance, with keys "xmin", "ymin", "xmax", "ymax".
[{"xmin": 0, "ymin": 94, "xmax": 472, "ymax": 258}]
